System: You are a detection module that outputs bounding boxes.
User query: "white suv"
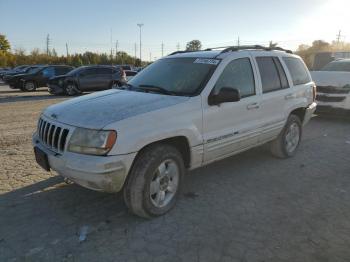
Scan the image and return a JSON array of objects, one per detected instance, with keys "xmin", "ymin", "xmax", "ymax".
[{"xmin": 33, "ymin": 46, "xmax": 317, "ymax": 218}]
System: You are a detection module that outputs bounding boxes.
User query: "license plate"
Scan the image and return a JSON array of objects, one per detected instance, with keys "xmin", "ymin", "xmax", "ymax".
[{"xmin": 34, "ymin": 147, "xmax": 50, "ymax": 171}]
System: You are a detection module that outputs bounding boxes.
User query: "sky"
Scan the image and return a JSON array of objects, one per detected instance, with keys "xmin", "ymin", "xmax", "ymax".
[{"xmin": 1, "ymin": 0, "xmax": 349, "ymax": 61}]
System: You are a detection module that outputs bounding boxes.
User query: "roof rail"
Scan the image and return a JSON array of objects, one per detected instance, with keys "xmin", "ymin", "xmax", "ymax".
[
  {"xmin": 213, "ymin": 45, "xmax": 293, "ymax": 56},
  {"xmin": 168, "ymin": 45, "xmax": 293, "ymax": 57}
]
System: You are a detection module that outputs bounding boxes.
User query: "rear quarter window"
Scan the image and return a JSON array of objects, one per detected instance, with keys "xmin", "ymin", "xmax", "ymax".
[{"xmin": 283, "ymin": 57, "xmax": 311, "ymax": 85}]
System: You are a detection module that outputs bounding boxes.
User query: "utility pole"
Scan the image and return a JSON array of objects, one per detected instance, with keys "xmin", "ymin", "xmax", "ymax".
[
  {"xmin": 336, "ymin": 30, "xmax": 343, "ymax": 44},
  {"xmin": 134, "ymin": 43, "xmax": 137, "ymax": 65},
  {"xmin": 65, "ymin": 43, "xmax": 69, "ymax": 57},
  {"xmin": 237, "ymin": 37, "xmax": 240, "ymax": 47},
  {"xmin": 137, "ymin": 23, "xmax": 144, "ymax": 63},
  {"xmin": 149, "ymin": 51, "xmax": 152, "ymax": 62},
  {"xmin": 46, "ymin": 34, "xmax": 50, "ymax": 56},
  {"xmin": 115, "ymin": 40, "xmax": 118, "ymax": 62},
  {"xmin": 176, "ymin": 43, "xmax": 180, "ymax": 51},
  {"xmin": 161, "ymin": 42, "xmax": 164, "ymax": 57}
]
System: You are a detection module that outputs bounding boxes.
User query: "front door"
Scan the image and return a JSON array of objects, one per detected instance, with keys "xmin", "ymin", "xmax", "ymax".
[{"xmin": 202, "ymin": 56, "xmax": 262, "ymax": 164}]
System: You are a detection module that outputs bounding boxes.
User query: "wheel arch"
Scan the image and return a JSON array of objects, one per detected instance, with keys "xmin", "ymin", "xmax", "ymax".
[
  {"xmin": 134, "ymin": 136, "xmax": 191, "ymax": 169},
  {"xmin": 289, "ymin": 107, "xmax": 306, "ymax": 122}
]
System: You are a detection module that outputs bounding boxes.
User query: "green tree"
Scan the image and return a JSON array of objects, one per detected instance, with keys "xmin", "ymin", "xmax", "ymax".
[
  {"xmin": 186, "ymin": 40, "xmax": 202, "ymax": 51},
  {"xmin": 0, "ymin": 34, "xmax": 11, "ymax": 52}
]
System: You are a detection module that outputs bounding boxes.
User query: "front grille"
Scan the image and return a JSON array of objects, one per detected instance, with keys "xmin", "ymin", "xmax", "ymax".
[{"xmin": 37, "ymin": 118, "xmax": 70, "ymax": 153}]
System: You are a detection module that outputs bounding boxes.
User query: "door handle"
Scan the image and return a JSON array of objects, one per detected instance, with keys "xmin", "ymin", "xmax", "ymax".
[
  {"xmin": 247, "ymin": 102, "xmax": 260, "ymax": 110},
  {"xmin": 285, "ymin": 94, "xmax": 294, "ymax": 100}
]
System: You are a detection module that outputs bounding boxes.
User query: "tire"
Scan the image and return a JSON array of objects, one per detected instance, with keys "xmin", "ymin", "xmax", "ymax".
[
  {"xmin": 23, "ymin": 81, "xmax": 37, "ymax": 92},
  {"xmin": 270, "ymin": 114, "xmax": 302, "ymax": 158},
  {"xmin": 123, "ymin": 144, "xmax": 185, "ymax": 218},
  {"xmin": 65, "ymin": 83, "xmax": 78, "ymax": 96}
]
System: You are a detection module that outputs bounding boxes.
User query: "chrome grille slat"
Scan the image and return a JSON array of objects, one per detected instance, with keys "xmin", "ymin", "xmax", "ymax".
[
  {"xmin": 44, "ymin": 123, "xmax": 51, "ymax": 144},
  {"xmin": 37, "ymin": 117, "xmax": 70, "ymax": 154},
  {"xmin": 51, "ymin": 125, "xmax": 57, "ymax": 148}
]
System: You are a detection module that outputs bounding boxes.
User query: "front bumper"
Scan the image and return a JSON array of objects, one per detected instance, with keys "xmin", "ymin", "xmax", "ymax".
[
  {"xmin": 48, "ymin": 84, "xmax": 65, "ymax": 94},
  {"xmin": 32, "ymin": 133, "xmax": 136, "ymax": 193},
  {"xmin": 303, "ymin": 102, "xmax": 317, "ymax": 125}
]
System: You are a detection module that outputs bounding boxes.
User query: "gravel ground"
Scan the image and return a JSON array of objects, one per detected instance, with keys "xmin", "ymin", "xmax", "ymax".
[{"xmin": 1, "ymin": 84, "xmax": 350, "ymax": 262}]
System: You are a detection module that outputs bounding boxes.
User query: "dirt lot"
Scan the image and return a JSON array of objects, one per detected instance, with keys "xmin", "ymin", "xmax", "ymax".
[{"xmin": 1, "ymin": 84, "xmax": 350, "ymax": 262}]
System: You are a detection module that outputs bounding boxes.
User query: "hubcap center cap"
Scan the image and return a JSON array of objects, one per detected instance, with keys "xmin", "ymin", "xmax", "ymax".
[{"xmin": 159, "ymin": 176, "xmax": 169, "ymax": 190}]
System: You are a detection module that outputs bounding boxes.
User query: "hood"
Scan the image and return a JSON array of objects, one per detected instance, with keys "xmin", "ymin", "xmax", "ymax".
[
  {"xmin": 43, "ymin": 89, "xmax": 189, "ymax": 129},
  {"xmin": 9, "ymin": 73, "xmax": 30, "ymax": 79}
]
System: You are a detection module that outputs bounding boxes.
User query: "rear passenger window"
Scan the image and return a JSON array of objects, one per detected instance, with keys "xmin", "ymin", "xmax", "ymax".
[
  {"xmin": 256, "ymin": 57, "xmax": 288, "ymax": 93},
  {"xmin": 42, "ymin": 67, "xmax": 55, "ymax": 77},
  {"xmin": 214, "ymin": 58, "xmax": 255, "ymax": 98},
  {"xmin": 283, "ymin": 57, "xmax": 311, "ymax": 85}
]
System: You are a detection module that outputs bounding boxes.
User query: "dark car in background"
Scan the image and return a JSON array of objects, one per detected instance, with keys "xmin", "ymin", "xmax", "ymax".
[
  {"xmin": 0, "ymin": 65, "xmax": 30, "ymax": 80},
  {"xmin": 320, "ymin": 59, "xmax": 350, "ymax": 72},
  {"xmin": 4, "ymin": 65, "xmax": 73, "ymax": 91},
  {"xmin": 48, "ymin": 65, "xmax": 125, "ymax": 95},
  {"xmin": 125, "ymin": 70, "xmax": 138, "ymax": 81}
]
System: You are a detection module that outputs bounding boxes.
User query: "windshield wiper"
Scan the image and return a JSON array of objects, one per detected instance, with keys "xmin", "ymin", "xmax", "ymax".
[
  {"xmin": 116, "ymin": 83, "xmax": 138, "ymax": 91},
  {"xmin": 138, "ymin": 84, "xmax": 177, "ymax": 95}
]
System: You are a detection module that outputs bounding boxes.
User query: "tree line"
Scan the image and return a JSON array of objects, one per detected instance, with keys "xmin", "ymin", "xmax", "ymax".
[{"xmin": 1, "ymin": 34, "xmax": 350, "ymax": 69}]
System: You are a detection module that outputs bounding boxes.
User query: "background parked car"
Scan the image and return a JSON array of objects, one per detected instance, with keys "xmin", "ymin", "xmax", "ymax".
[
  {"xmin": 3, "ymin": 66, "xmax": 41, "ymax": 85},
  {"xmin": 125, "ymin": 70, "xmax": 138, "ymax": 81},
  {"xmin": 4, "ymin": 65, "xmax": 73, "ymax": 91},
  {"xmin": 320, "ymin": 59, "xmax": 350, "ymax": 72},
  {"xmin": 119, "ymin": 64, "xmax": 135, "ymax": 71},
  {"xmin": 0, "ymin": 65, "xmax": 29, "ymax": 80},
  {"xmin": 48, "ymin": 65, "xmax": 125, "ymax": 96}
]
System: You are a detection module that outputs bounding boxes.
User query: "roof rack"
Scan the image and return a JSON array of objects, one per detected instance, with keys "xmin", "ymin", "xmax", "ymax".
[
  {"xmin": 211, "ymin": 45, "xmax": 293, "ymax": 56},
  {"xmin": 168, "ymin": 45, "xmax": 293, "ymax": 57}
]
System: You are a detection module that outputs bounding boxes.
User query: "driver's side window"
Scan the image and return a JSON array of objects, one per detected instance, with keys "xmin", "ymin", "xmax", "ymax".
[{"xmin": 214, "ymin": 58, "xmax": 255, "ymax": 98}]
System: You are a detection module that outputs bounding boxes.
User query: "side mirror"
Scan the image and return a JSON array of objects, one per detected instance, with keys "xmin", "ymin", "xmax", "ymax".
[{"xmin": 208, "ymin": 87, "xmax": 241, "ymax": 105}]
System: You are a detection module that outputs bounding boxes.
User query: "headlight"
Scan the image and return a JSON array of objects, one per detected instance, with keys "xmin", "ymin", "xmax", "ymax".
[{"xmin": 68, "ymin": 128, "xmax": 117, "ymax": 155}]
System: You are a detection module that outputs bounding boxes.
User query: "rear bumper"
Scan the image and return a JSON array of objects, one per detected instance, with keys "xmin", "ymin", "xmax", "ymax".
[
  {"xmin": 32, "ymin": 133, "xmax": 136, "ymax": 193},
  {"xmin": 303, "ymin": 102, "xmax": 317, "ymax": 125}
]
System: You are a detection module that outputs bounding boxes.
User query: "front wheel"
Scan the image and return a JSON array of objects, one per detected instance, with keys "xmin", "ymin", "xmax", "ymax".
[
  {"xmin": 270, "ymin": 114, "xmax": 302, "ymax": 158},
  {"xmin": 65, "ymin": 83, "xmax": 78, "ymax": 96},
  {"xmin": 123, "ymin": 144, "xmax": 185, "ymax": 218}
]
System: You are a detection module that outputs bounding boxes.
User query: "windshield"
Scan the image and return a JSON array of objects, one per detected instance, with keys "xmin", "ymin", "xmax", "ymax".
[
  {"xmin": 66, "ymin": 67, "xmax": 84, "ymax": 76},
  {"xmin": 321, "ymin": 61, "xmax": 350, "ymax": 72},
  {"xmin": 128, "ymin": 57, "xmax": 219, "ymax": 96}
]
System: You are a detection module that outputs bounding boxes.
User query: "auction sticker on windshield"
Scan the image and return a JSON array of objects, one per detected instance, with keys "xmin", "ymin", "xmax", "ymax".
[{"xmin": 194, "ymin": 58, "xmax": 220, "ymax": 65}]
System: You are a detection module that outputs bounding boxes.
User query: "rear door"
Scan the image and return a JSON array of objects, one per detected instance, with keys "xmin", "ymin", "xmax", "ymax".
[
  {"xmin": 40, "ymin": 67, "xmax": 55, "ymax": 86},
  {"xmin": 252, "ymin": 55, "xmax": 292, "ymax": 142}
]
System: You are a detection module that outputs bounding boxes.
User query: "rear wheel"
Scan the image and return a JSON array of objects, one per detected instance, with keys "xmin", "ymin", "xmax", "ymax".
[
  {"xmin": 23, "ymin": 81, "xmax": 36, "ymax": 92},
  {"xmin": 270, "ymin": 114, "xmax": 302, "ymax": 158},
  {"xmin": 123, "ymin": 144, "xmax": 185, "ymax": 218}
]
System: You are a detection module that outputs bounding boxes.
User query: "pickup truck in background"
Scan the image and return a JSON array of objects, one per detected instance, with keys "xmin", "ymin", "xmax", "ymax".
[{"xmin": 310, "ymin": 59, "xmax": 350, "ymax": 117}]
